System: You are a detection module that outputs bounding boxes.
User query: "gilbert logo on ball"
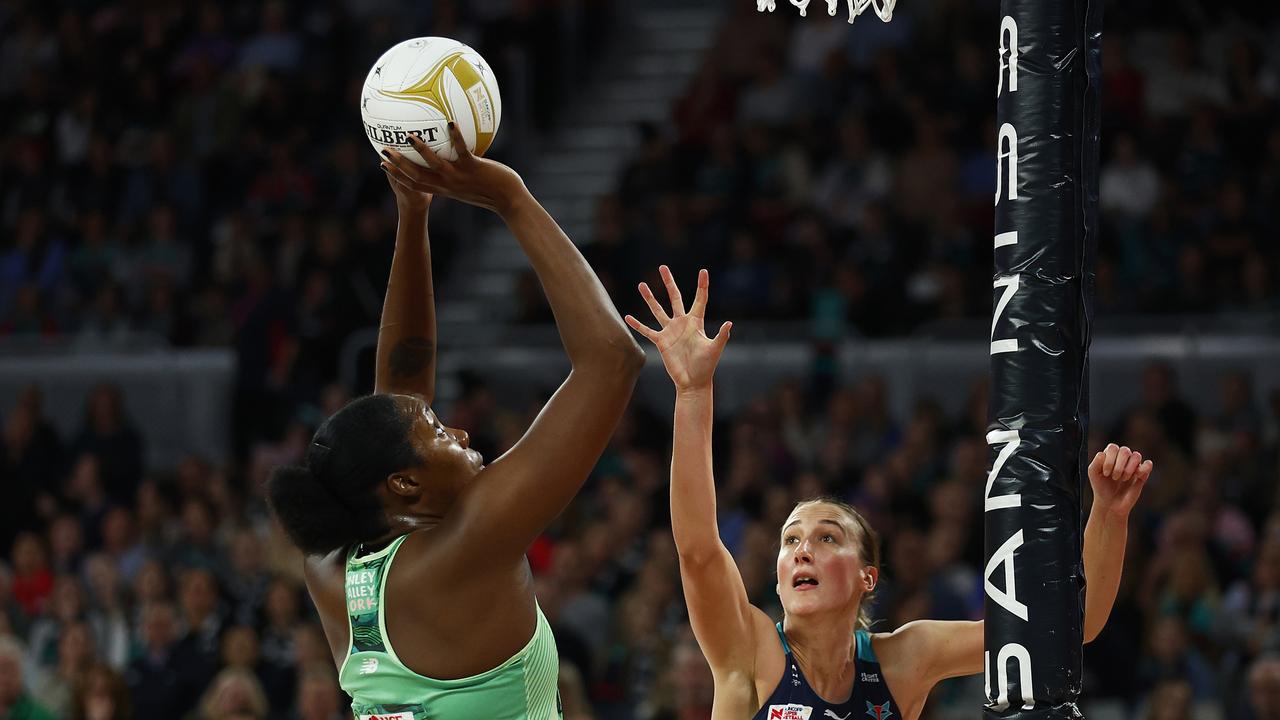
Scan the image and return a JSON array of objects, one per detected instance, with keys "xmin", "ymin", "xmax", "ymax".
[{"xmin": 361, "ymin": 37, "xmax": 502, "ymax": 164}]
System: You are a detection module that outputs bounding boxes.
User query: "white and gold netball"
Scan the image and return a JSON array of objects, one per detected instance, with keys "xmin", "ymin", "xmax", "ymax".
[{"xmin": 360, "ymin": 37, "xmax": 502, "ymax": 164}]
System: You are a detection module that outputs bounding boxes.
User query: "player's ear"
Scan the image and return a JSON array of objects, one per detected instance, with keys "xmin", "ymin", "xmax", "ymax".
[
  {"xmin": 861, "ymin": 566, "xmax": 879, "ymax": 593},
  {"xmin": 387, "ymin": 471, "xmax": 420, "ymax": 497}
]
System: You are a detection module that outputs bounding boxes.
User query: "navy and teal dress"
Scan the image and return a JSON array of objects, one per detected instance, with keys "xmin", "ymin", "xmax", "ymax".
[{"xmin": 751, "ymin": 623, "xmax": 898, "ymax": 720}]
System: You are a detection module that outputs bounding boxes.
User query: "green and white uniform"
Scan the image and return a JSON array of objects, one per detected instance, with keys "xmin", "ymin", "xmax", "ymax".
[{"xmin": 339, "ymin": 535, "xmax": 563, "ymax": 720}]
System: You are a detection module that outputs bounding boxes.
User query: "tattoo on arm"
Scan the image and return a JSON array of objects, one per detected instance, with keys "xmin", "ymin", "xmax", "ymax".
[{"xmin": 387, "ymin": 337, "xmax": 435, "ymax": 379}]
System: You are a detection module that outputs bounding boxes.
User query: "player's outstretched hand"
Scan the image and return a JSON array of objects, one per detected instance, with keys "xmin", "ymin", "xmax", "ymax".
[
  {"xmin": 1088, "ymin": 443, "xmax": 1153, "ymax": 518},
  {"xmin": 380, "ymin": 123, "xmax": 526, "ymax": 215},
  {"xmin": 626, "ymin": 266, "xmax": 731, "ymax": 394}
]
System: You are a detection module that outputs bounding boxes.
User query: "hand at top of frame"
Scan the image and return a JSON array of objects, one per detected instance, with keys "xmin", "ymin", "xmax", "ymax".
[
  {"xmin": 380, "ymin": 123, "xmax": 526, "ymax": 216},
  {"xmin": 625, "ymin": 266, "xmax": 732, "ymax": 395},
  {"xmin": 1088, "ymin": 443, "xmax": 1153, "ymax": 519}
]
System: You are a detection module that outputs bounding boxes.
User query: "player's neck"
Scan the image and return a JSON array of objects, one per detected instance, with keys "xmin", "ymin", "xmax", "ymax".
[
  {"xmin": 379, "ymin": 512, "xmax": 443, "ymax": 541},
  {"xmin": 783, "ymin": 613, "xmax": 858, "ymax": 688}
]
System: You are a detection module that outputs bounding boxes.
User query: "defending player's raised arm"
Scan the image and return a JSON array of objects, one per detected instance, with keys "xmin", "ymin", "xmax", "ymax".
[
  {"xmin": 383, "ymin": 127, "xmax": 644, "ymax": 561},
  {"xmin": 628, "ymin": 269, "xmax": 764, "ymax": 675},
  {"xmin": 1082, "ymin": 443, "xmax": 1152, "ymax": 641},
  {"xmin": 878, "ymin": 443, "xmax": 1153, "ymax": 699},
  {"xmin": 374, "ymin": 171, "xmax": 437, "ymax": 401}
]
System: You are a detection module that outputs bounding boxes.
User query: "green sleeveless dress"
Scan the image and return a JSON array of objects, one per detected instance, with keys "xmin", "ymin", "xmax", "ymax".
[{"xmin": 338, "ymin": 535, "xmax": 563, "ymax": 720}]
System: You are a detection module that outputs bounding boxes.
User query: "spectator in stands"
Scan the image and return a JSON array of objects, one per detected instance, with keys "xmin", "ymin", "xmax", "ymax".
[
  {"xmin": 28, "ymin": 621, "xmax": 95, "ymax": 717},
  {"xmin": 1, "ymin": 387, "xmax": 62, "ymax": 515},
  {"xmin": 0, "ymin": 2, "xmax": 1277, "ymax": 717},
  {"xmin": 47, "ymin": 515, "xmax": 85, "ymax": 576},
  {"xmin": 1244, "ymin": 656, "xmax": 1280, "ymax": 720},
  {"xmin": 98, "ymin": 509, "xmax": 146, "ymax": 583},
  {"xmin": 0, "ymin": 635, "xmax": 56, "ymax": 720},
  {"xmin": 9, "ymin": 534, "xmax": 52, "ymax": 619},
  {"xmin": 72, "ymin": 385, "xmax": 143, "ymax": 505},
  {"xmin": 193, "ymin": 667, "xmax": 269, "ymax": 720},
  {"xmin": 0, "ymin": 563, "xmax": 28, "ymax": 640},
  {"xmin": 1137, "ymin": 615, "xmax": 1218, "ymax": 701},
  {"xmin": 1220, "ymin": 538, "xmax": 1280, "ymax": 668},
  {"xmin": 169, "ymin": 499, "xmax": 225, "ymax": 574},
  {"xmin": 66, "ymin": 457, "xmax": 112, "ymax": 548},
  {"xmin": 81, "ymin": 554, "xmax": 130, "ymax": 668},
  {"xmin": 69, "ymin": 663, "xmax": 132, "ymax": 720},
  {"xmin": 291, "ymin": 664, "xmax": 343, "ymax": 720},
  {"xmin": 174, "ymin": 569, "xmax": 225, "ymax": 681},
  {"xmin": 1142, "ymin": 678, "xmax": 1193, "ymax": 720},
  {"xmin": 223, "ymin": 530, "xmax": 271, "ymax": 627},
  {"xmin": 125, "ymin": 602, "xmax": 197, "ymax": 718}
]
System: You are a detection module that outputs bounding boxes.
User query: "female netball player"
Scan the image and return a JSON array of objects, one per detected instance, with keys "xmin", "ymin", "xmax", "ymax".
[
  {"xmin": 625, "ymin": 266, "xmax": 1153, "ymax": 720},
  {"xmin": 268, "ymin": 126, "xmax": 644, "ymax": 719}
]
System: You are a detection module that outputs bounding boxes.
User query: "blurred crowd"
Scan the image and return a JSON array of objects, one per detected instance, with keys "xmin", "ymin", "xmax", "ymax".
[
  {"xmin": 580, "ymin": 0, "xmax": 1280, "ymax": 334},
  {"xmin": 0, "ymin": 0, "xmax": 614, "ymax": 417},
  {"xmin": 0, "ymin": 0, "xmax": 616, "ymax": 457},
  {"xmin": 4, "ymin": 361, "xmax": 1280, "ymax": 720},
  {"xmin": 4, "ymin": 0, "xmax": 1280, "ymax": 720}
]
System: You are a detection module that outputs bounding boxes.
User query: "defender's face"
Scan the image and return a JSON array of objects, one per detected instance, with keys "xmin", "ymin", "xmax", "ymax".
[{"xmin": 776, "ymin": 504, "xmax": 875, "ymax": 617}]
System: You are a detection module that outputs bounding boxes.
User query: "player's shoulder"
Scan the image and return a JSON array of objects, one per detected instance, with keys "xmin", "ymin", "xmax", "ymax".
[
  {"xmin": 303, "ymin": 548, "xmax": 347, "ymax": 585},
  {"xmin": 865, "ymin": 621, "xmax": 938, "ymax": 672},
  {"xmin": 870, "ymin": 619, "xmax": 975, "ymax": 653},
  {"xmin": 869, "ymin": 620, "xmax": 983, "ymax": 686},
  {"xmin": 302, "ymin": 548, "xmax": 349, "ymax": 620}
]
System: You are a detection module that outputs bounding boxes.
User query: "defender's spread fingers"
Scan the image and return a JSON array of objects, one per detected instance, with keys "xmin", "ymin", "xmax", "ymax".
[
  {"xmin": 690, "ymin": 268, "xmax": 710, "ymax": 318},
  {"xmin": 659, "ymin": 265, "xmax": 685, "ymax": 316},
  {"xmin": 625, "ymin": 315, "xmax": 660, "ymax": 343},
  {"xmin": 638, "ymin": 282, "xmax": 671, "ymax": 327}
]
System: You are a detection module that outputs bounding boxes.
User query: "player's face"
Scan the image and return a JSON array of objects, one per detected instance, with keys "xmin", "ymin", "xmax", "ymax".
[
  {"xmin": 776, "ymin": 504, "xmax": 875, "ymax": 617},
  {"xmin": 398, "ymin": 395, "xmax": 484, "ymax": 501}
]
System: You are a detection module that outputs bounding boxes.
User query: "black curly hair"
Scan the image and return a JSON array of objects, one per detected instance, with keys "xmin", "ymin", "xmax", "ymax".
[{"xmin": 266, "ymin": 394, "xmax": 425, "ymax": 555}]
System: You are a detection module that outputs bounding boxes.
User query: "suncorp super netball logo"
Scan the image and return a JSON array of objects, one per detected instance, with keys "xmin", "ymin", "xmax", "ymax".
[{"xmin": 768, "ymin": 705, "xmax": 814, "ymax": 720}]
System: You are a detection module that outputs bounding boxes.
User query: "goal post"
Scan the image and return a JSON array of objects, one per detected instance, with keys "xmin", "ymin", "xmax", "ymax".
[{"xmin": 985, "ymin": 1, "xmax": 1101, "ymax": 719}]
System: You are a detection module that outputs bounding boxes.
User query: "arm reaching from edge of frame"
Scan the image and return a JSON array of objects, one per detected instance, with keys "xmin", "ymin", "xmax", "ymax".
[{"xmin": 875, "ymin": 443, "xmax": 1152, "ymax": 702}]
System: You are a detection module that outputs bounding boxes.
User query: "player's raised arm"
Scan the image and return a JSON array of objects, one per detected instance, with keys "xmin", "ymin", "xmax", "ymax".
[
  {"xmin": 383, "ymin": 126, "xmax": 644, "ymax": 562},
  {"xmin": 627, "ymin": 268, "xmax": 764, "ymax": 676},
  {"xmin": 374, "ymin": 170, "xmax": 437, "ymax": 400},
  {"xmin": 878, "ymin": 444, "xmax": 1153, "ymax": 698}
]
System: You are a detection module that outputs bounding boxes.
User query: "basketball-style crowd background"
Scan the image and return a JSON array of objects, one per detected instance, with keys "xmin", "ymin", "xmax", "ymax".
[{"xmin": 2, "ymin": 1, "xmax": 1280, "ymax": 719}]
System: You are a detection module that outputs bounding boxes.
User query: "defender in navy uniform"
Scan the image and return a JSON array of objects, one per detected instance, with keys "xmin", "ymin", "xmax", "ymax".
[{"xmin": 626, "ymin": 268, "xmax": 1154, "ymax": 720}]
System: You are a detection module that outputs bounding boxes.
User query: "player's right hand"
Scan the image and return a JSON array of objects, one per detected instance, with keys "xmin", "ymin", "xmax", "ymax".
[
  {"xmin": 381, "ymin": 123, "xmax": 526, "ymax": 215},
  {"xmin": 625, "ymin": 266, "xmax": 732, "ymax": 393}
]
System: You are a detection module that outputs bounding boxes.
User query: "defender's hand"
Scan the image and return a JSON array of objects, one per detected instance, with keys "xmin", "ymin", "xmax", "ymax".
[
  {"xmin": 1088, "ymin": 443, "xmax": 1153, "ymax": 518},
  {"xmin": 625, "ymin": 266, "xmax": 732, "ymax": 393}
]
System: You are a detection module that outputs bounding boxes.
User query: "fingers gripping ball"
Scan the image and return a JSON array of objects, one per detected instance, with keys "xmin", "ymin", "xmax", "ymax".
[{"xmin": 361, "ymin": 37, "xmax": 502, "ymax": 164}]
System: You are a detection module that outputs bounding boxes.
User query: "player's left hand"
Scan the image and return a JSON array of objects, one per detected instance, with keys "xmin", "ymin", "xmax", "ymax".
[
  {"xmin": 384, "ymin": 166, "xmax": 431, "ymax": 213},
  {"xmin": 1087, "ymin": 443, "xmax": 1153, "ymax": 518}
]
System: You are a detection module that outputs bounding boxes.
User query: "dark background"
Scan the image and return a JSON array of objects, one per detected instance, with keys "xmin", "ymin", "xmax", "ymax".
[{"xmin": 1, "ymin": 0, "xmax": 1278, "ymax": 719}]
